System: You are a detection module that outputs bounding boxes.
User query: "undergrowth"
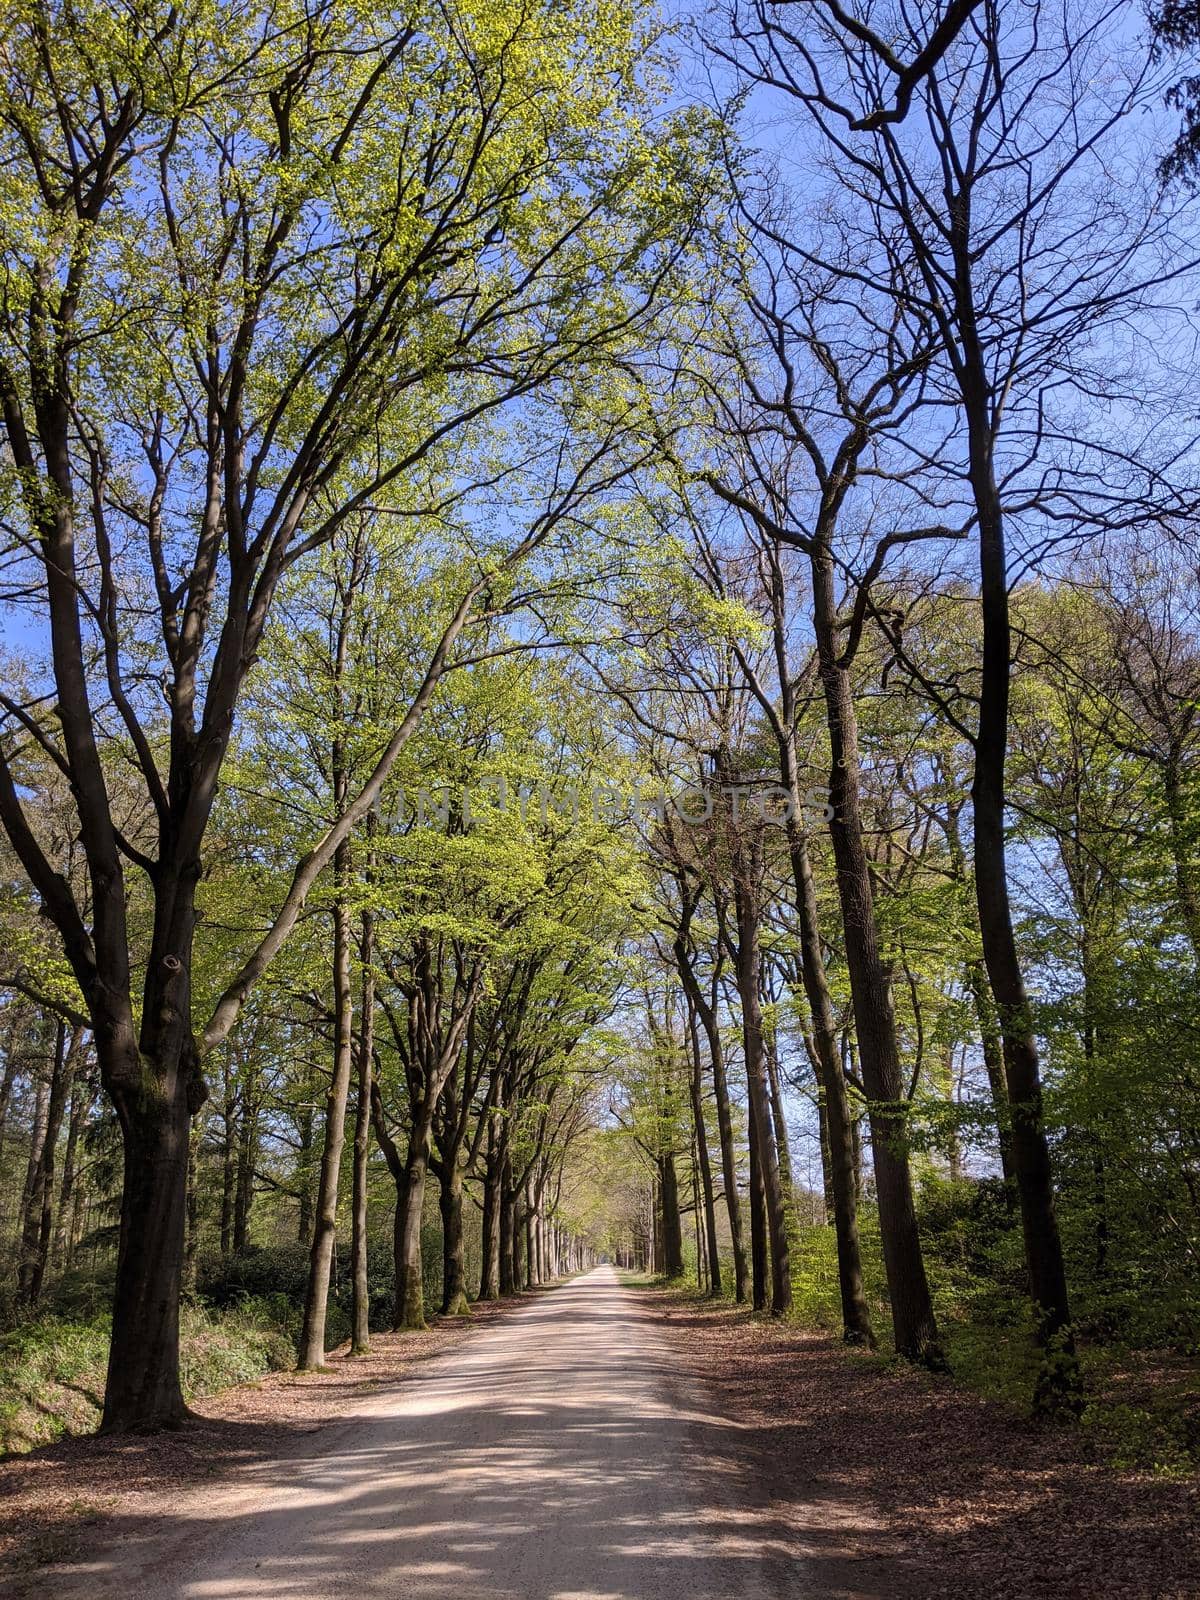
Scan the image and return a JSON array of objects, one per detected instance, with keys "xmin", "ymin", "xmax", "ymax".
[
  {"xmin": 659, "ymin": 1186, "xmax": 1200, "ymax": 1477},
  {"xmin": 0, "ymin": 1298, "xmax": 295, "ymax": 1455}
]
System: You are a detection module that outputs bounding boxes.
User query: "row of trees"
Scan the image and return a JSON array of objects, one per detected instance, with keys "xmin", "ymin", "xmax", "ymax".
[
  {"xmin": 0, "ymin": 641, "xmax": 627, "ymax": 1331},
  {"xmin": 597, "ymin": 555, "xmax": 1199, "ymax": 1377},
  {"xmin": 614, "ymin": 0, "xmax": 1197, "ymax": 1413},
  {"xmin": 0, "ymin": 0, "xmax": 707, "ymax": 1428},
  {"xmin": 2, "ymin": 0, "xmax": 1199, "ymax": 1432}
]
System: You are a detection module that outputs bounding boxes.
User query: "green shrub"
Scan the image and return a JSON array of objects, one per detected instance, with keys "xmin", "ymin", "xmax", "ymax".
[
  {"xmin": 786, "ymin": 1222, "xmax": 856, "ymax": 1333},
  {"xmin": 1082, "ymin": 1394, "xmax": 1200, "ymax": 1476},
  {"xmin": 0, "ymin": 1316, "xmax": 109, "ymax": 1453},
  {"xmin": 917, "ymin": 1174, "xmax": 1026, "ymax": 1325},
  {"xmin": 179, "ymin": 1300, "xmax": 296, "ymax": 1396},
  {"xmin": 199, "ymin": 1242, "xmax": 314, "ymax": 1307},
  {"xmin": 0, "ymin": 1300, "xmax": 296, "ymax": 1456},
  {"xmin": 198, "ymin": 1237, "xmax": 402, "ymax": 1339},
  {"xmin": 783, "ymin": 1205, "xmax": 893, "ymax": 1334},
  {"xmin": 43, "ymin": 1261, "xmax": 118, "ymax": 1322}
]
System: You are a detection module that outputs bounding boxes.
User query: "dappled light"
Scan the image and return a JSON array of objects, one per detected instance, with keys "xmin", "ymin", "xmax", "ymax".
[{"xmin": 36, "ymin": 1271, "xmax": 810, "ymax": 1600}]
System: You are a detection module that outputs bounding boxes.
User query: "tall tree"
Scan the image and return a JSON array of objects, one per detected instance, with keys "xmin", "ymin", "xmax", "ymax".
[
  {"xmin": 694, "ymin": 236, "xmax": 948, "ymax": 1362},
  {"xmin": 0, "ymin": 0, "xmax": 705, "ymax": 1427},
  {"xmin": 734, "ymin": 0, "xmax": 1184, "ymax": 1407}
]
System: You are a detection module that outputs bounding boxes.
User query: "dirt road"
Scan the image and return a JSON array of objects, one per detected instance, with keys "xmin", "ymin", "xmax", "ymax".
[{"xmin": 34, "ymin": 1266, "xmax": 805, "ymax": 1599}]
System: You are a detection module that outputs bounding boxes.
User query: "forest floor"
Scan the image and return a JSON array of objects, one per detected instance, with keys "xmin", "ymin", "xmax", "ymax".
[
  {"xmin": 0, "ymin": 1270, "xmax": 1195, "ymax": 1597},
  {"xmin": 649, "ymin": 1281, "xmax": 1200, "ymax": 1598}
]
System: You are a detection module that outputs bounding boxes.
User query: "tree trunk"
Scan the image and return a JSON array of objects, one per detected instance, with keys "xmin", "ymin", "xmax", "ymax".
[
  {"xmin": 439, "ymin": 1160, "xmax": 469, "ymax": 1315},
  {"xmin": 788, "ymin": 817, "xmax": 875, "ymax": 1345},
  {"xmin": 944, "ymin": 797, "xmax": 1017, "ymax": 1205},
  {"xmin": 537, "ymin": 1193, "xmax": 547, "ymax": 1283},
  {"xmin": 690, "ymin": 1125, "xmax": 706, "ymax": 1290},
  {"xmin": 659, "ymin": 1153, "xmax": 685, "ymax": 1278},
  {"xmin": 478, "ymin": 1120, "xmax": 502, "ymax": 1299},
  {"xmin": 17, "ymin": 1060, "xmax": 51, "ymax": 1296},
  {"xmin": 101, "ymin": 1078, "xmax": 194, "ymax": 1431},
  {"xmin": 499, "ymin": 1155, "xmax": 517, "ymax": 1295},
  {"xmin": 184, "ymin": 1123, "xmax": 200, "ymax": 1294},
  {"xmin": 55, "ymin": 1059, "xmax": 89, "ymax": 1267},
  {"xmin": 815, "ymin": 1088, "xmax": 835, "ymax": 1221},
  {"xmin": 298, "ymin": 839, "xmax": 355, "ymax": 1369},
  {"xmin": 1078, "ymin": 928, "xmax": 1112, "ymax": 1280},
  {"xmin": 394, "ymin": 1107, "xmax": 435, "ymax": 1330},
  {"xmin": 945, "ymin": 1045, "xmax": 964, "ymax": 1185},
  {"xmin": 686, "ymin": 998, "xmax": 722, "ymax": 1295},
  {"xmin": 766, "ymin": 1032, "xmax": 793, "ymax": 1197},
  {"xmin": 219, "ymin": 1072, "xmax": 236, "ymax": 1257},
  {"xmin": 512, "ymin": 1185, "xmax": 526, "ymax": 1291},
  {"xmin": 733, "ymin": 838, "xmax": 792, "ymax": 1316},
  {"xmin": 233, "ymin": 1092, "xmax": 255, "ymax": 1254},
  {"xmin": 965, "ymin": 356, "xmax": 1079, "ymax": 1410},
  {"xmin": 747, "ymin": 1101, "xmax": 768, "ymax": 1311},
  {"xmin": 673, "ymin": 937, "xmax": 748, "ymax": 1301},
  {"xmin": 24, "ymin": 1019, "xmax": 71, "ymax": 1305},
  {"xmin": 350, "ymin": 906, "xmax": 375, "ymax": 1354},
  {"xmin": 297, "ymin": 1105, "xmax": 314, "ymax": 1245},
  {"xmin": 0, "ymin": 1019, "xmax": 22, "ymax": 1237},
  {"xmin": 812, "ymin": 545, "xmax": 941, "ymax": 1366},
  {"xmin": 531, "ymin": 1184, "xmax": 540, "ymax": 1292},
  {"xmin": 966, "ymin": 959, "xmax": 1016, "ymax": 1198}
]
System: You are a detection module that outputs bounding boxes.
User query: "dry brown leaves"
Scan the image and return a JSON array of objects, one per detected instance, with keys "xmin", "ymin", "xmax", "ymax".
[
  {"xmin": 2, "ymin": 1285, "xmax": 1195, "ymax": 1597},
  {"xmin": 651, "ymin": 1288, "xmax": 1200, "ymax": 1600}
]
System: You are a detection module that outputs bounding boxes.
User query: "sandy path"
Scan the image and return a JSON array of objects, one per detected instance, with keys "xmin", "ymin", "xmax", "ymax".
[{"xmin": 33, "ymin": 1266, "xmax": 808, "ymax": 1599}]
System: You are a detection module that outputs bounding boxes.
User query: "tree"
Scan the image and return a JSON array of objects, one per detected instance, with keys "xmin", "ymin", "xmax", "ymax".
[
  {"xmin": 721, "ymin": 0, "xmax": 1189, "ymax": 1411},
  {"xmin": 690, "ymin": 235, "xmax": 948, "ymax": 1364},
  {"xmin": 0, "ymin": 0, "xmax": 707, "ymax": 1429},
  {"xmin": 686, "ymin": 523, "xmax": 875, "ymax": 1343},
  {"xmin": 722, "ymin": 795, "xmax": 792, "ymax": 1313}
]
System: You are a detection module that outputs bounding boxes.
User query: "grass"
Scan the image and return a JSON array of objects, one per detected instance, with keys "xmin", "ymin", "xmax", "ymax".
[{"xmin": 0, "ymin": 1297, "xmax": 296, "ymax": 1455}]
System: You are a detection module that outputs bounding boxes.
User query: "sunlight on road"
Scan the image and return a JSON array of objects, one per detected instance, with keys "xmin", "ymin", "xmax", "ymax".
[{"xmin": 40, "ymin": 1270, "xmax": 808, "ymax": 1600}]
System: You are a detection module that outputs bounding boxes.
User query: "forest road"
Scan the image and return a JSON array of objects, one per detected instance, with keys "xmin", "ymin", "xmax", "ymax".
[{"xmin": 34, "ymin": 1266, "xmax": 810, "ymax": 1599}]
